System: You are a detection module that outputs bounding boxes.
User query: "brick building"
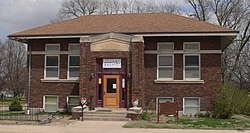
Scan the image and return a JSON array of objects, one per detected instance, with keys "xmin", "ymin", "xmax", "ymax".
[{"xmin": 9, "ymin": 13, "xmax": 237, "ymax": 115}]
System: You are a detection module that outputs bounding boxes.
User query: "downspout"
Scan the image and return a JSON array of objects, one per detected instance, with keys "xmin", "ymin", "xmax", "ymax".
[{"xmin": 27, "ymin": 44, "xmax": 31, "ymax": 114}]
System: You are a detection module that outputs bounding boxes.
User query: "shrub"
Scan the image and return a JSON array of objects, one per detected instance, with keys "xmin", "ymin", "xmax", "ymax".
[
  {"xmin": 9, "ymin": 98, "xmax": 22, "ymax": 111},
  {"xmin": 212, "ymin": 84, "xmax": 250, "ymax": 119},
  {"xmin": 195, "ymin": 113, "xmax": 205, "ymax": 118},
  {"xmin": 140, "ymin": 112, "xmax": 151, "ymax": 121}
]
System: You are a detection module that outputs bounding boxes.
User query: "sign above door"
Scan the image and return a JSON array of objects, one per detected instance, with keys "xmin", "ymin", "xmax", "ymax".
[{"xmin": 103, "ymin": 59, "xmax": 121, "ymax": 68}]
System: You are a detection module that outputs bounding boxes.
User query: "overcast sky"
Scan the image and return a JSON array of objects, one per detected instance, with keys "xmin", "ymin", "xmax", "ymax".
[{"xmin": 0, "ymin": 0, "xmax": 188, "ymax": 41}]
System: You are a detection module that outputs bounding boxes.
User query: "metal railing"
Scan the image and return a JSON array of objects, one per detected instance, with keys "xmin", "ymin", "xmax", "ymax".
[{"xmin": 0, "ymin": 106, "xmax": 41, "ymax": 121}]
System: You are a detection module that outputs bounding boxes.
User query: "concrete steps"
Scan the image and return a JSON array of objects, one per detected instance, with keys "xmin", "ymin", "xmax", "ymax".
[{"xmin": 81, "ymin": 109, "xmax": 130, "ymax": 121}]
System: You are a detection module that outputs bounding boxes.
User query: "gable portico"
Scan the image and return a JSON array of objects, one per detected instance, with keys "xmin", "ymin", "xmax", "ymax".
[{"xmin": 79, "ymin": 33, "xmax": 145, "ymax": 109}]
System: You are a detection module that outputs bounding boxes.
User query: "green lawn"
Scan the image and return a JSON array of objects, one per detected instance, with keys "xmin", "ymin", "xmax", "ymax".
[
  {"xmin": 0, "ymin": 97, "xmax": 25, "ymax": 106},
  {"xmin": 0, "ymin": 110, "xmax": 25, "ymax": 116},
  {"xmin": 123, "ymin": 117, "xmax": 250, "ymax": 130}
]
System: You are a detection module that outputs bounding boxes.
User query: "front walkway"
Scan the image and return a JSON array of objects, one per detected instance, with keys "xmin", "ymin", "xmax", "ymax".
[{"xmin": 0, "ymin": 121, "xmax": 249, "ymax": 133}]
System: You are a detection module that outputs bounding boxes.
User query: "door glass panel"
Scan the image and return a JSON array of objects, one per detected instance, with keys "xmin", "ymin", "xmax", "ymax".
[{"xmin": 107, "ymin": 78, "xmax": 117, "ymax": 93}]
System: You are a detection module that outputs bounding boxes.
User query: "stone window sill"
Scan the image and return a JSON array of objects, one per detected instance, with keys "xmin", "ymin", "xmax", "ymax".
[
  {"xmin": 154, "ymin": 80, "xmax": 204, "ymax": 84},
  {"xmin": 41, "ymin": 79, "xmax": 79, "ymax": 83}
]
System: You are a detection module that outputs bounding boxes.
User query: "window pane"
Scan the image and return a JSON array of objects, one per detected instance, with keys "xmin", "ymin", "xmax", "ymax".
[
  {"xmin": 184, "ymin": 43, "xmax": 199, "ymax": 51},
  {"xmin": 45, "ymin": 96, "xmax": 57, "ymax": 112},
  {"xmin": 185, "ymin": 107, "xmax": 199, "ymax": 115},
  {"xmin": 185, "ymin": 68, "xmax": 199, "ymax": 79},
  {"xmin": 69, "ymin": 44, "xmax": 80, "ymax": 51},
  {"xmin": 185, "ymin": 98, "xmax": 199, "ymax": 106},
  {"xmin": 46, "ymin": 68, "xmax": 58, "ymax": 77},
  {"xmin": 45, "ymin": 104, "xmax": 57, "ymax": 112},
  {"xmin": 158, "ymin": 44, "xmax": 173, "ymax": 51},
  {"xmin": 158, "ymin": 98, "xmax": 173, "ymax": 103},
  {"xmin": 68, "ymin": 97, "xmax": 79, "ymax": 105},
  {"xmin": 47, "ymin": 45, "xmax": 59, "ymax": 51},
  {"xmin": 107, "ymin": 78, "xmax": 117, "ymax": 93},
  {"xmin": 45, "ymin": 97, "xmax": 57, "ymax": 104},
  {"xmin": 46, "ymin": 56, "xmax": 58, "ymax": 66},
  {"xmin": 185, "ymin": 56, "xmax": 199, "ymax": 66},
  {"xmin": 158, "ymin": 68, "xmax": 172, "ymax": 79},
  {"xmin": 69, "ymin": 68, "xmax": 79, "ymax": 78},
  {"xmin": 159, "ymin": 56, "xmax": 172, "ymax": 66},
  {"xmin": 69, "ymin": 56, "xmax": 80, "ymax": 66}
]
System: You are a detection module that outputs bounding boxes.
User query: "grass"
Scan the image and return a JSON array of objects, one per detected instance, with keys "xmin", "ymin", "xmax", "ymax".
[
  {"xmin": 0, "ymin": 97, "xmax": 25, "ymax": 106},
  {"xmin": 123, "ymin": 117, "xmax": 250, "ymax": 130},
  {"xmin": 0, "ymin": 110, "xmax": 25, "ymax": 116}
]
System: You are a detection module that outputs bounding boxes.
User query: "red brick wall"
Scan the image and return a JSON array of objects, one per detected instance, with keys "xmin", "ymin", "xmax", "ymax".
[
  {"xmin": 27, "ymin": 39, "xmax": 80, "ymax": 109},
  {"xmin": 144, "ymin": 37, "xmax": 221, "ymax": 111}
]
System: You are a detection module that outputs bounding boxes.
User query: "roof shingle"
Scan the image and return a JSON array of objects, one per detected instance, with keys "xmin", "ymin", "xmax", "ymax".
[{"xmin": 9, "ymin": 13, "xmax": 237, "ymax": 37}]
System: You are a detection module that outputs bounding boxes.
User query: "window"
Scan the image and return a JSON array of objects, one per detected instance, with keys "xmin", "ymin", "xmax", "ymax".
[
  {"xmin": 45, "ymin": 44, "xmax": 60, "ymax": 79},
  {"xmin": 68, "ymin": 56, "xmax": 80, "ymax": 79},
  {"xmin": 44, "ymin": 96, "xmax": 58, "ymax": 112},
  {"xmin": 158, "ymin": 55, "xmax": 173, "ymax": 80},
  {"xmin": 184, "ymin": 55, "xmax": 200, "ymax": 80},
  {"xmin": 157, "ymin": 42, "xmax": 174, "ymax": 80},
  {"xmin": 45, "ymin": 55, "xmax": 59, "ymax": 78},
  {"xmin": 46, "ymin": 44, "xmax": 60, "ymax": 51},
  {"xmin": 183, "ymin": 97, "xmax": 200, "ymax": 115},
  {"xmin": 183, "ymin": 42, "xmax": 200, "ymax": 80},
  {"xmin": 67, "ymin": 96, "xmax": 79, "ymax": 112},
  {"xmin": 68, "ymin": 44, "xmax": 80, "ymax": 79},
  {"xmin": 69, "ymin": 44, "xmax": 80, "ymax": 51}
]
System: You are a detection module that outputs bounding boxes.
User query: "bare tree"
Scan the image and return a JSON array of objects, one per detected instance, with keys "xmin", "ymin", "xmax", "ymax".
[
  {"xmin": 57, "ymin": 0, "xmax": 182, "ymax": 20},
  {"xmin": 99, "ymin": 0, "xmax": 120, "ymax": 14},
  {"xmin": 187, "ymin": 0, "xmax": 250, "ymax": 87},
  {"xmin": 187, "ymin": 0, "xmax": 212, "ymax": 21},
  {"xmin": 0, "ymin": 41, "xmax": 6, "ymax": 92},
  {"xmin": 58, "ymin": 0, "xmax": 99, "ymax": 19},
  {"xmin": 0, "ymin": 39, "xmax": 26, "ymax": 97},
  {"xmin": 158, "ymin": 1, "xmax": 181, "ymax": 14}
]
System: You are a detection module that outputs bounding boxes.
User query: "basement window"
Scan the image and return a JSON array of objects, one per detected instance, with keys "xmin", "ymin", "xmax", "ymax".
[
  {"xmin": 67, "ymin": 96, "xmax": 79, "ymax": 112},
  {"xmin": 44, "ymin": 96, "xmax": 58, "ymax": 112},
  {"xmin": 183, "ymin": 97, "xmax": 200, "ymax": 115}
]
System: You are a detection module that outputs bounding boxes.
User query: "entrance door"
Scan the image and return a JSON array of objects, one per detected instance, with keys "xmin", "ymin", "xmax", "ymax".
[{"xmin": 103, "ymin": 75, "xmax": 120, "ymax": 108}]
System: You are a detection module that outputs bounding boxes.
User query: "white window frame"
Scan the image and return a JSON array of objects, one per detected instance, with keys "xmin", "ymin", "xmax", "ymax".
[
  {"xmin": 157, "ymin": 55, "xmax": 174, "ymax": 80},
  {"xmin": 157, "ymin": 42, "xmax": 174, "ymax": 80},
  {"xmin": 44, "ymin": 55, "xmax": 60, "ymax": 79},
  {"xmin": 157, "ymin": 42, "xmax": 174, "ymax": 52},
  {"xmin": 43, "ymin": 95, "xmax": 59, "ymax": 112},
  {"xmin": 183, "ymin": 42, "xmax": 200, "ymax": 52},
  {"xmin": 183, "ymin": 97, "xmax": 200, "ymax": 115},
  {"xmin": 67, "ymin": 55, "xmax": 80, "ymax": 79},
  {"xmin": 183, "ymin": 54, "xmax": 200, "ymax": 80},
  {"xmin": 45, "ymin": 44, "xmax": 60, "ymax": 52},
  {"xmin": 68, "ymin": 43, "xmax": 80, "ymax": 53},
  {"xmin": 67, "ymin": 96, "xmax": 80, "ymax": 112}
]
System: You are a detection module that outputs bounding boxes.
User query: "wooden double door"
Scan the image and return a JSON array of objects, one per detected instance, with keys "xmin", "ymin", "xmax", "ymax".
[{"xmin": 103, "ymin": 75, "xmax": 120, "ymax": 108}]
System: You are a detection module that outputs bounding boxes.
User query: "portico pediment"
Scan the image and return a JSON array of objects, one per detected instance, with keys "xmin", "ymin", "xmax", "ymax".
[{"xmin": 80, "ymin": 33, "xmax": 132, "ymax": 51}]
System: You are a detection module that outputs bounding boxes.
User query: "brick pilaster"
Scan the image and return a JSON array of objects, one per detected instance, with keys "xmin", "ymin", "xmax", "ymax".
[{"xmin": 131, "ymin": 36, "xmax": 145, "ymax": 108}]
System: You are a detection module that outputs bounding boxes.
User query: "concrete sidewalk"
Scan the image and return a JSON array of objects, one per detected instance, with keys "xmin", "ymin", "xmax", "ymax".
[{"xmin": 0, "ymin": 121, "xmax": 249, "ymax": 133}]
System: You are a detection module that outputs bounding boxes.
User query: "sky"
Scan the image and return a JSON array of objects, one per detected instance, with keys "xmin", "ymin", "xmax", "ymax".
[{"xmin": 0, "ymin": 0, "xmax": 188, "ymax": 41}]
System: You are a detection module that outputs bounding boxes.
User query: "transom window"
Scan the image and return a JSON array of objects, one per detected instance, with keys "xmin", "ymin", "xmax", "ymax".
[
  {"xmin": 45, "ymin": 55, "xmax": 59, "ymax": 79},
  {"xmin": 46, "ymin": 44, "xmax": 60, "ymax": 52},
  {"xmin": 157, "ymin": 42, "xmax": 174, "ymax": 51},
  {"xmin": 68, "ymin": 56, "xmax": 80, "ymax": 79},
  {"xmin": 184, "ymin": 42, "xmax": 200, "ymax": 52},
  {"xmin": 183, "ymin": 97, "xmax": 200, "ymax": 115},
  {"xmin": 69, "ymin": 44, "xmax": 80, "ymax": 51}
]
